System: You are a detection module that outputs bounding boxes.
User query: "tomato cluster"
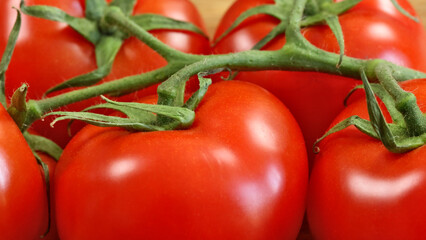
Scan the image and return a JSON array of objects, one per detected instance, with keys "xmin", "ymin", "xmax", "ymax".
[{"xmin": 0, "ymin": 0, "xmax": 425, "ymax": 239}]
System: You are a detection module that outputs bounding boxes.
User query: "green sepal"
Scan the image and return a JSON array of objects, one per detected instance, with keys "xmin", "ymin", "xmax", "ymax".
[
  {"xmin": 390, "ymin": 0, "xmax": 419, "ymax": 22},
  {"xmin": 361, "ymin": 69, "xmax": 425, "ymax": 153},
  {"xmin": 51, "ymin": 110, "xmax": 163, "ymax": 131},
  {"xmin": 362, "ymin": 69, "xmax": 398, "ymax": 148},
  {"xmin": 45, "ymin": 36, "xmax": 123, "ymax": 95},
  {"xmin": 304, "ymin": 0, "xmax": 320, "ymax": 14},
  {"xmin": 47, "ymin": 96, "xmax": 195, "ymax": 132},
  {"xmin": 0, "ymin": 8, "xmax": 21, "ymax": 108},
  {"xmin": 344, "ymin": 83, "xmax": 405, "ymax": 123},
  {"xmin": 130, "ymin": 14, "xmax": 208, "ymax": 38},
  {"xmin": 85, "ymin": 0, "xmax": 107, "ymax": 21},
  {"xmin": 20, "ymin": 0, "xmax": 101, "ymax": 44},
  {"xmin": 213, "ymin": 4, "xmax": 286, "ymax": 46},
  {"xmin": 301, "ymin": 0, "xmax": 362, "ymax": 26},
  {"xmin": 314, "ymin": 69, "xmax": 426, "ymax": 154},
  {"xmin": 156, "ymin": 69, "xmax": 213, "ymax": 127},
  {"xmin": 23, "ymin": 131, "xmax": 63, "ymax": 161},
  {"xmin": 324, "ymin": 0, "xmax": 362, "ymax": 15},
  {"xmin": 302, "ymin": 0, "xmax": 363, "ymax": 67},
  {"xmin": 109, "ymin": 0, "xmax": 137, "ymax": 17},
  {"xmin": 313, "ymin": 115, "xmax": 377, "ymax": 153},
  {"xmin": 183, "ymin": 69, "xmax": 214, "ymax": 110},
  {"xmin": 157, "ymin": 74, "xmax": 187, "ymax": 107}
]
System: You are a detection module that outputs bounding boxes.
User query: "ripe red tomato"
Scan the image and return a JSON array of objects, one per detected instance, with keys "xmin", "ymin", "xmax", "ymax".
[
  {"xmin": 307, "ymin": 79, "xmax": 426, "ymax": 240},
  {"xmin": 54, "ymin": 81, "xmax": 308, "ymax": 240},
  {"xmin": 0, "ymin": 0, "xmax": 210, "ymax": 147},
  {"xmin": 0, "ymin": 106, "xmax": 49, "ymax": 240},
  {"xmin": 213, "ymin": 0, "xmax": 426, "ymax": 162}
]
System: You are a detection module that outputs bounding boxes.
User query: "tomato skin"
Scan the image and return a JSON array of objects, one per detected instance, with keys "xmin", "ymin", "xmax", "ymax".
[
  {"xmin": 0, "ymin": 106, "xmax": 49, "ymax": 240},
  {"xmin": 0, "ymin": 0, "xmax": 210, "ymax": 147},
  {"xmin": 307, "ymin": 79, "xmax": 426, "ymax": 240},
  {"xmin": 54, "ymin": 81, "xmax": 308, "ymax": 240},
  {"xmin": 213, "ymin": 0, "xmax": 426, "ymax": 162},
  {"xmin": 38, "ymin": 152, "xmax": 59, "ymax": 240}
]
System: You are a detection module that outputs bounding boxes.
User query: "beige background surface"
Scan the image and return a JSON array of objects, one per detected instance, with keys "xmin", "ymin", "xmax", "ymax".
[{"xmin": 191, "ymin": 0, "xmax": 426, "ymax": 37}]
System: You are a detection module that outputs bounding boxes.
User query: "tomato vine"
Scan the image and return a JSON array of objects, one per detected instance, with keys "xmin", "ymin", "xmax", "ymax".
[{"xmin": 5, "ymin": 0, "xmax": 421, "ymax": 136}]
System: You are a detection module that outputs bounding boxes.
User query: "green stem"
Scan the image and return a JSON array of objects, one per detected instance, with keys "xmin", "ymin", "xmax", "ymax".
[
  {"xmin": 285, "ymin": 0, "xmax": 307, "ymax": 43},
  {"xmin": 23, "ymin": 63, "xmax": 185, "ymax": 130},
  {"xmin": 104, "ymin": 6, "xmax": 195, "ymax": 62},
  {"xmin": 253, "ymin": 22, "xmax": 287, "ymax": 50},
  {"xmin": 375, "ymin": 64, "xmax": 426, "ymax": 136},
  {"xmin": 158, "ymin": 43, "xmax": 426, "ymax": 105}
]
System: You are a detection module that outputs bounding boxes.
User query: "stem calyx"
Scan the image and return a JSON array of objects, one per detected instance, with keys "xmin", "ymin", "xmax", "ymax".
[{"xmin": 315, "ymin": 64, "xmax": 426, "ymax": 154}]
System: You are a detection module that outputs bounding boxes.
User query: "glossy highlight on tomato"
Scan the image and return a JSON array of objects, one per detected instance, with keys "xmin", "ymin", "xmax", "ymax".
[
  {"xmin": 0, "ymin": 0, "xmax": 211, "ymax": 147},
  {"xmin": 213, "ymin": 0, "xmax": 426, "ymax": 162},
  {"xmin": 307, "ymin": 79, "xmax": 426, "ymax": 240},
  {"xmin": 54, "ymin": 81, "xmax": 308, "ymax": 240}
]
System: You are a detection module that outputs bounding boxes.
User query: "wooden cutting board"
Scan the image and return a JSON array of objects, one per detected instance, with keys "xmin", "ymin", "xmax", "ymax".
[{"xmin": 191, "ymin": 0, "xmax": 426, "ymax": 37}]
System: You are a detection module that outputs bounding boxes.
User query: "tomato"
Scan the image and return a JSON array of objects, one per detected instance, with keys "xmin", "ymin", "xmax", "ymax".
[
  {"xmin": 0, "ymin": 0, "xmax": 210, "ymax": 147},
  {"xmin": 307, "ymin": 79, "xmax": 426, "ymax": 240},
  {"xmin": 213, "ymin": 0, "xmax": 426, "ymax": 162},
  {"xmin": 0, "ymin": 105, "xmax": 49, "ymax": 240},
  {"xmin": 54, "ymin": 81, "xmax": 308, "ymax": 240}
]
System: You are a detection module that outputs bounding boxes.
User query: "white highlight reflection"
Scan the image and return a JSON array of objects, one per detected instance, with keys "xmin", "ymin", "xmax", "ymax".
[
  {"xmin": 109, "ymin": 158, "xmax": 138, "ymax": 179},
  {"xmin": 348, "ymin": 170, "xmax": 422, "ymax": 201},
  {"xmin": 0, "ymin": 151, "xmax": 10, "ymax": 206},
  {"xmin": 376, "ymin": 0, "xmax": 401, "ymax": 17},
  {"xmin": 213, "ymin": 147, "xmax": 237, "ymax": 167},
  {"xmin": 234, "ymin": 33, "xmax": 258, "ymax": 52},
  {"xmin": 368, "ymin": 22, "xmax": 394, "ymax": 40},
  {"xmin": 249, "ymin": 117, "xmax": 277, "ymax": 152},
  {"xmin": 266, "ymin": 165, "xmax": 283, "ymax": 195},
  {"xmin": 0, "ymin": 152, "xmax": 9, "ymax": 192},
  {"xmin": 236, "ymin": 165, "xmax": 283, "ymax": 224}
]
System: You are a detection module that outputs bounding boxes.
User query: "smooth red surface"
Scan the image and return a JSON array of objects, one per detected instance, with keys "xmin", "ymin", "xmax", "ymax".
[
  {"xmin": 39, "ymin": 152, "xmax": 59, "ymax": 240},
  {"xmin": 0, "ymin": 0, "xmax": 210, "ymax": 147},
  {"xmin": 54, "ymin": 81, "xmax": 308, "ymax": 240},
  {"xmin": 213, "ymin": 0, "xmax": 426, "ymax": 163},
  {"xmin": 307, "ymin": 79, "xmax": 426, "ymax": 240},
  {"xmin": 0, "ymin": 106, "xmax": 49, "ymax": 240}
]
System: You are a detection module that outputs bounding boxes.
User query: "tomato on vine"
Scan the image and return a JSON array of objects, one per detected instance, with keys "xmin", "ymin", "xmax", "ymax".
[
  {"xmin": 54, "ymin": 81, "xmax": 309, "ymax": 240},
  {"xmin": 308, "ymin": 77, "xmax": 426, "ymax": 240}
]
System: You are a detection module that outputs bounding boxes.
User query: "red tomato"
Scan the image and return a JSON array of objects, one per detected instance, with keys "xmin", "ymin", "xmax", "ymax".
[
  {"xmin": 0, "ymin": 0, "xmax": 210, "ymax": 147},
  {"xmin": 213, "ymin": 0, "xmax": 426, "ymax": 162},
  {"xmin": 0, "ymin": 106, "xmax": 49, "ymax": 239},
  {"xmin": 307, "ymin": 79, "xmax": 426, "ymax": 240},
  {"xmin": 54, "ymin": 81, "xmax": 308, "ymax": 240}
]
